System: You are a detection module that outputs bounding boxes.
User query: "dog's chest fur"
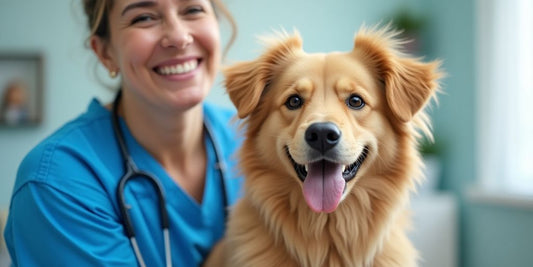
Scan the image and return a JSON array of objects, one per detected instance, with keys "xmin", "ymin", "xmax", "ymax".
[{"xmin": 223, "ymin": 137, "xmax": 418, "ymax": 267}]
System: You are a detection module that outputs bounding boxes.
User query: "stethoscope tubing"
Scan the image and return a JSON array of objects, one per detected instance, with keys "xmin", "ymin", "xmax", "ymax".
[
  {"xmin": 112, "ymin": 90, "xmax": 228, "ymax": 267},
  {"xmin": 113, "ymin": 90, "xmax": 171, "ymax": 267}
]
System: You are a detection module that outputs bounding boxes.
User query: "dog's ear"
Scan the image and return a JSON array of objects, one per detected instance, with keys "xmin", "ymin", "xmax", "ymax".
[
  {"xmin": 224, "ymin": 31, "xmax": 303, "ymax": 119},
  {"xmin": 353, "ymin": 26, "xmax": 443, "ymax": 122}
]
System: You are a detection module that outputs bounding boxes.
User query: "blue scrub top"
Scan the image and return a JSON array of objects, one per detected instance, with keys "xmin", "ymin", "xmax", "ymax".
[{"xmin": 4, "ymin": 99, "xmax": 244, "ymax": 266}]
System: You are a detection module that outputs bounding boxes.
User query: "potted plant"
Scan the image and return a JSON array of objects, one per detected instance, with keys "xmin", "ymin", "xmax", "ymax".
[
  {"xmin": 417, "ymin": 137, "xmax": 443, "ymax": 195},
  {"xmin": 390, "ymin": 8, "xmax": 427, "ymax": 54}
]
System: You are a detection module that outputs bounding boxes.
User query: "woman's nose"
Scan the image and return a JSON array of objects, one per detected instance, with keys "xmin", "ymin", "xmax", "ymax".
[{"xmin": 160, "ymin": 19, "xmax": 193, "ymax": 49}]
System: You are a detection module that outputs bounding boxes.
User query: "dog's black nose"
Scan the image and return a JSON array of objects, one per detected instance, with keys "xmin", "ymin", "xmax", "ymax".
[{"xmin": 305, "ymin": 122, "xmax": 341, "ymax": 153}]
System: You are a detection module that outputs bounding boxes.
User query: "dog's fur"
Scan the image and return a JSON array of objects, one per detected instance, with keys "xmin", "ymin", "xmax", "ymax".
[{"xmin": 206, "ymin": 26, "xmax": 442, "ymax": 267}]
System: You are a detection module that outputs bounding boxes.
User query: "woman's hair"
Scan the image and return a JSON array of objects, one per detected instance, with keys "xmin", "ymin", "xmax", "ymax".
[{"xmin": 82, "ymin": 0, "xmax": 237, "ymax": 56}]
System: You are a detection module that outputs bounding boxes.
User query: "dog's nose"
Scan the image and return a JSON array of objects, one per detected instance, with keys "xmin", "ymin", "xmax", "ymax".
[{"xmin": 305, "ymin": 122, "xmax": 341, "ymax": 153}]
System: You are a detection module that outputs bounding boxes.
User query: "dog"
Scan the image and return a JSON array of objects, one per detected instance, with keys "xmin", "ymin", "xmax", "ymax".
[{"xmin": 205, "ymin": 25, "xmax": 442, "ymax": 267}]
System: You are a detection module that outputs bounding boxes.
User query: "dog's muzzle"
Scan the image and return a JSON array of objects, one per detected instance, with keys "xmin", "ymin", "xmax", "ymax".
[{"xmin": 286, "ymin": 122, "xmax": 369, "ymax": 213}]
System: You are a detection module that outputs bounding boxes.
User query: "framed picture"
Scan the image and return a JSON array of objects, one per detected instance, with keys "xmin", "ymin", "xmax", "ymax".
[{"xmin": 0, "ymin": 53, "xmax": 44, "ymax": 127}]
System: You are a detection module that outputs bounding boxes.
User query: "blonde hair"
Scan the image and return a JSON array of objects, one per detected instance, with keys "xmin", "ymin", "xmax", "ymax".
[{"xmin": 82, "ymin": 0, "xmax": 237, "ymax": 56}]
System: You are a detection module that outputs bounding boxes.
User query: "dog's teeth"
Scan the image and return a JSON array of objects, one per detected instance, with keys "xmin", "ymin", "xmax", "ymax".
[
  {"xmin": 305, "ymin": 165, "xmax": 308, "ymax": 172},
  {"xmin": 343, "ymin": 165, "xmax": 347, "ymax": 172}
]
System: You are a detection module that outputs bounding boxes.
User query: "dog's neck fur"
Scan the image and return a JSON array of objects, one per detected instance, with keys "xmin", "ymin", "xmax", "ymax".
[{"xmin": 239, "ymin": 131, "xmax": 419, "ymax": 267}]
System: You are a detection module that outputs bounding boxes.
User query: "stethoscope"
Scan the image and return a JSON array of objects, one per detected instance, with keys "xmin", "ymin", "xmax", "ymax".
[{"xmin": 111, "ymin": 90, "xmax": 229, "ymax": 267}]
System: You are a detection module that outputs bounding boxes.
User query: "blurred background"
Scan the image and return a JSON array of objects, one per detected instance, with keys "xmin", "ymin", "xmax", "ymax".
[{"xmin": 1, "ymin": 0, "xmax": 532, "ymax": 266}]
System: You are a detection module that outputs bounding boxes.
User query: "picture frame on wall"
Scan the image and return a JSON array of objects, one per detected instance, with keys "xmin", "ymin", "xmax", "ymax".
[{"xmin": 0, "ymin": 53, "xmax": 44, "ymax": 127}]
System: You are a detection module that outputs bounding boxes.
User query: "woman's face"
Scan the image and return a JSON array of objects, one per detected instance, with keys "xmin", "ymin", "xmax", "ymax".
[{"xmin": 103, "ymin": 0, "xmax": 221, "ymax": 111}]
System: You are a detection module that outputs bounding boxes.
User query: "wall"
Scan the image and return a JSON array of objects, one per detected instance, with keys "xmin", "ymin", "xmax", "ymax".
[{"xmin": 422, "ymin": 0, "xmax": 533, "ymax": 266}]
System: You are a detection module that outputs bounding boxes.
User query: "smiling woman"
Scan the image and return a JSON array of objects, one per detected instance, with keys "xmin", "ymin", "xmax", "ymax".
[{"xmin": 3, "ymin": 0, "xmax": 244, "ymax": 266}]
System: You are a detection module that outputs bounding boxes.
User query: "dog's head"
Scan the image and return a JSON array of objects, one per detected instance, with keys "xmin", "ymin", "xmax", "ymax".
[{"xmin": 225, "ymin": 26, "xmax": 442, "ymax": 213}]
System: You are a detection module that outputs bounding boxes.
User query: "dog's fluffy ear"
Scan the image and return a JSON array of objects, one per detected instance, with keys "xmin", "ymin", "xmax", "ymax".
[
  {"xmin": 353, "ymin": 26, "xmax": 443, "ymax": 122},
  {"xmin": 224, "ymin": 31, "xmax": 303, "ymax": 119}
]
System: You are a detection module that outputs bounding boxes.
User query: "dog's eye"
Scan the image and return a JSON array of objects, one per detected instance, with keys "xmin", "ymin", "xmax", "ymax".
[
  {"xmin": 285, "ymin": 94, "xmax": 304, "ymax": 110},
  {"xmin": 346, "ymin": 94, "xmax": 365, "ymax": 110}
]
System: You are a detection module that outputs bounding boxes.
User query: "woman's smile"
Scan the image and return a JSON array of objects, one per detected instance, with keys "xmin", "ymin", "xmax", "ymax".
[
  {"xmin": 152, "ymin": 57, "xmax": 203, "ymax": 82},
  {"xmin": 155, "ymin": 58, "xmax": 200, "ymax": 76}
]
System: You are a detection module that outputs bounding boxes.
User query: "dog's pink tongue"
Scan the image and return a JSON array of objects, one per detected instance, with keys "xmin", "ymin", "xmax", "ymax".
[{"xmin": 303, "ymin": 160, "xmax": 345, "ymax": 213}]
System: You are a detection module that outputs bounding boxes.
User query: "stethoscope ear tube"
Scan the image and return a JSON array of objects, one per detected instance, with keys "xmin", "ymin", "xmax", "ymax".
[
  {"xmin": 112, "ymin": 90, "xmax": 133, "ymax": 171},
  {"xmin": 117, "ymin": 170, "xmax": 170, "ymax": 233},
  {"xmin": 113, "ymin": 90, "xmax": 170, "ymax": 231},
  {"xmin": 117, "ymin": 171, "xmax": 170, "ymax": 267},
  {"xmin": 203, "ymin": 119, "xmax": 229, "ymax": 220},
  {"xmin": 117, "ymin": 173, "xmax": 136, "ymax": 239},
  {"xmin": 113, "ymin": 90, "xmax": 172, "ymax": 266},
  {"xmin": 112, "ymin": 90, "xmax": 227, "ymax": 267}
]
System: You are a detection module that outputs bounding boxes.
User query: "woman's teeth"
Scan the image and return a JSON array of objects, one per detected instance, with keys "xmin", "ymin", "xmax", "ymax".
[{"xmin": 157, "ymin": 60, "xmax": 198, "ymax": 75}]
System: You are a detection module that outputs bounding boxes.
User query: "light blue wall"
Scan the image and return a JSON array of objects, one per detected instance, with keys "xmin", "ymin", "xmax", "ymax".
[{"xmin": 421, "ymin": 0, "xmax": 533, "ymax": 266}]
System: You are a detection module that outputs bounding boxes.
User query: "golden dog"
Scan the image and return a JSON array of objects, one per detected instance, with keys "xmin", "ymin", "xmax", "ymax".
[{"xmin": 206, "ymin": 25, "xmax": 442, "ymax": 267}]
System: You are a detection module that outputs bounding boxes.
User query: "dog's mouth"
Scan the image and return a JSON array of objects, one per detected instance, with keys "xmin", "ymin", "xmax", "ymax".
[
  {"xmin": 285, "ymin": 146, "xmax": 369, "ymax": 213},
  {"xmin": 286, "ymin": 146, "xmax": 369, "ymax": 182}
]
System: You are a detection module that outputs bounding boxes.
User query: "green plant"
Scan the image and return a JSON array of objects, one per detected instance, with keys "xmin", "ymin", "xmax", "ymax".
[
  {"xmin": 391, "ymin": 8, "xmax": 427, "ymax": 33},
  {"xmin": 418, "ymin": 136, "xmax": 443, "ymax": 156}
]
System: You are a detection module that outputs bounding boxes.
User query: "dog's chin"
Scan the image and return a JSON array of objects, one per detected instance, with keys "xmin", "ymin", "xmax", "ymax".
[{"xmin": 285, "ymin": 146, "xmax": 369, "ymax": 213}]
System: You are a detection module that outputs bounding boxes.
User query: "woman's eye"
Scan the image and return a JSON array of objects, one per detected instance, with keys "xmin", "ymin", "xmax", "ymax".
[
  {"xmin": 184, "ymin": 6, "xmax": 205, "ymax": 16},
  {"xmin": 346, "ymin": 94, "xmax": 365, "ymax": 110},
  {"xmin": 285, "ymin": 95, "xmax": 304, "ymax": 110},
  {"xmin": 131, "ymin": 14, "xmax": 154, "ymax": 25}
]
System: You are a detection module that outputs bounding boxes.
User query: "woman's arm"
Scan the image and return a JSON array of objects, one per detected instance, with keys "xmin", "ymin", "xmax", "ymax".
[{"xmin": 5, "ymin": 180, "xmax": 136, "ymax": 266}]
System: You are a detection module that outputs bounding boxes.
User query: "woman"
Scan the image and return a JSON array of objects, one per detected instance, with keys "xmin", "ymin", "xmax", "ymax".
[{"xmin": 4, "ymin": 0, "xmax": 243, "ymax": 265}]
